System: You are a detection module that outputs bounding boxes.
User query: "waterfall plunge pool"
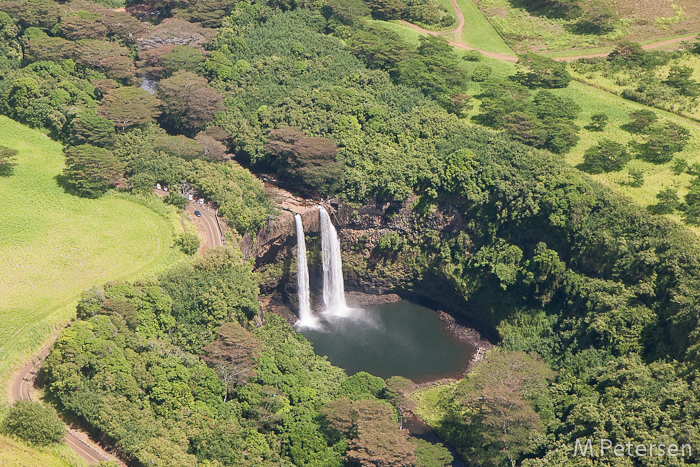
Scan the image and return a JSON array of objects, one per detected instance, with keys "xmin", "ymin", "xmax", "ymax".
[{"xmin": 299, "ymin": 301, "xmax": 475, "ymax": 382}]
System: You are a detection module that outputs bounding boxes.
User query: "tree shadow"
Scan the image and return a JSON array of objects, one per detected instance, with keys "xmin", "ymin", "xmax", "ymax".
[
  {"xmin": 54, "ymin": 174, "xmax": 98, "ymax": 199},
  {"xmin": 506, "ymin": 0, "xmax": 569, "ymax": 19}
]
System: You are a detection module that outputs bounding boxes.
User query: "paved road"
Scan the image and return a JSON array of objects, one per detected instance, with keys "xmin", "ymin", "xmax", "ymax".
[
  {"xmin": 13, "ymin": 345, "xmax": 109, "ymax": 465},
  {"xmin": 186, "ymin": 203, "xmax": 224, "ymax": 250}
]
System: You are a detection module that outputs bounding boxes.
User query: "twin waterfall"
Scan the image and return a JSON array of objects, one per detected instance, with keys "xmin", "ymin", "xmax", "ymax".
[
  {"xmin": 294, "ymin": 214, "xmax": 316, "ymax": 327},
  {"xmin": 294, "ymin": 207, "xmax": 349, "ymax": 327}
]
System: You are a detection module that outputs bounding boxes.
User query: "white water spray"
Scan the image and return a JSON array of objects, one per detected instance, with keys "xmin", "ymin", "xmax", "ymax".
[
  {"xmin": 294, "ymin": 214, "xmax": 318, "ymax": 328},
  {"xmin": 318, "ymin": 206, "xmax": 350, "ymax": 317}
]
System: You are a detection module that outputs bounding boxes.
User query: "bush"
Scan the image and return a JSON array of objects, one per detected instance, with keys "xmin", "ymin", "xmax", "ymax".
[
  {"xmin": 463, "ymin": 50, "xmax": 482, "ymax": 61},
  {"xmin": 586, "ymin": 113, "xmax": 608, "ymax": 131},
  {"xmin": 648, "ymin": 187, "xmax": 680, "ymax": 215},
  {"xmin": 582, "ymin": 139, "xmax": 629, "ymax": 173},
  {"xmin": 470, "ymin": 65, "xmax": 492, "ymax": 82},
  {"xmin": 164, "ymin": 192, "xmax": 189, "ymax": 209},
  {"xmin": 174, "ymin": 232, "xmax": 200, "ymax": 255},
  {"xmin": 2, "ymin": 401, "xmax": 65, "ymax": 446},
  {"xmin": 625, "ymin": 168, "xmax": 644, "ymax": 187}
]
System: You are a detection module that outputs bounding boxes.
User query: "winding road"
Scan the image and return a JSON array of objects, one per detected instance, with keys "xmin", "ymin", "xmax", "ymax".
[
  {"xmin": 12, "ymin": 345, "xmax": 112, "ymax": 465},
  {"xmin": 186, "ymin": 203, "xmax": 225, "ymax": 250}
]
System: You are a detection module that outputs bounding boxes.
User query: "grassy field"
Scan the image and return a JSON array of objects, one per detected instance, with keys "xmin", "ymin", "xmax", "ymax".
[
  {"xmin": 411, "ymin": 382, "xmax": 455, "ymax": 425},
  {"xmin": 0, "ymin": 435, "xmax": 90, "ymax": 467},
  {"xmin": 552, "ymin": 82, "xmax": 700, "ymax": 234},
  {"xmin": 0, "ymin": 116, "xmax": 187, "ymax": 463},
  {"xmin": 454, "ymin": 0, "xmax": 514, "ymax": 56},
  {"xmin": 569, "ymin": 53, "xmax": 700, "ymax": 121},
  {"xmin": 474, "ymin": 0, "xmax": 700, "ymax": 53},
  {"xmin": 0, "ymin": 115, "xmax": 186, "ymax": 394}
]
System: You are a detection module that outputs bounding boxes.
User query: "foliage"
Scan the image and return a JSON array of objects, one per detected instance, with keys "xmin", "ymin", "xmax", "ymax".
[
  {"xmin": 174, "ymin": 232, "xmax": 200, "ymax": 255},
  {"xmin": 515, "ymin": 52, "xmax": 572, "ymax": 89},
  {"xmin": 62, "ymin": 144, "xmax": 123, "ymax": 197},
  {"xmin": 475, "ymin": 80, "xmax": 580, "ymax": 153},
  {"xmin": 470, "ymin": 64, "xmax": 491, "ymax": 82},
  {"xmin": 2, "ymin": 401, "xmax": 64, "ymax": 446},
  {"xmin": 157, "ymin": 71, "xmax": 224, "ymax": 135},
  {"xmin": 0, "ymin": 145, "xmax": 18, "ymax": 176},
  {"xmin": 585, "ymin": 112, "xmax": 608, "ymax": 131},
  {"xmin": 581, "ymin": 138, "xmax": 629, "ymax": 174},
  {"xmin": 99, "ymin": 86, "xmax": 161, "ymax": 129}
]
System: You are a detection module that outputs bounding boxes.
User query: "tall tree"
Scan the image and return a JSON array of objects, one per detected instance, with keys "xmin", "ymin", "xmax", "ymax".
[
  {"xmin": 455, "ymin": 351, "xmax": 554, "ymax": 467},
  {"xmin": 99, "ymin": 86, "xmax": 161, "ymax": 129},
  {"xmin": 157, "ymin": 70, "xmax": 224, "ymax": 134},
  {"xmin": 62, "ymin": 144, "xmax": 123, "ymax": 197},
  {"xmin": 516, "ymin": 52, "xmax": 571, "ymax": 89}
]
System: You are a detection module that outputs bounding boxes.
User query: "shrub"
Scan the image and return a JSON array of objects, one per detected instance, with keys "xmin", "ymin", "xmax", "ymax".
[
  {"xmin": 164, "ymin": 192, "xmax": 189, "ymax": 209},
  {"xmin": 471, "ymin": 65, "xmax": 492, "ymax": 82},
  {"xmin": 648, "ymin": 187, "xmax": 680, "ymax": 215},
  {"xmin": 463, "ymin": 50, "xmax": 482, "ymax": 61},
  {"xmin": 2, "ymin": 401, "xmax": 65, "ymax": 446},
  {"xmin": 586, "ymin": 113, "xmax": 608, "ymax": 131},
  {"xmin": 625, "ymin": 168, "xmax": 644, "ymax": 187},
  {"xmin": 582, "ymin": 139, "xmax": 629, "ymax": 173},
  {"xmin": 174, "ymin": 232, "xmax": 200, "ymax": 255}
]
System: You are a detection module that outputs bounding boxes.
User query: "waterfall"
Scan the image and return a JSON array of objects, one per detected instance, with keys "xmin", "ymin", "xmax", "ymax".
[
  {"xmin": 294, "ymin": 214, "xmax": 317, "ymax": 328},
  {"xmin": 318, "ymin": 206, "xmax": 350, "ymax": 316}
]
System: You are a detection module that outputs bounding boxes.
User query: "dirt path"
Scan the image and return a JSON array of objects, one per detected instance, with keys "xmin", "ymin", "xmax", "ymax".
[
  {"xmin": 447, "ymin": 0, "xmax": 466, "ymax": 41},
  {"xmin": 397, "ymin": 0, "xmax": 697, "ymax": 62},
  {"xmin": 398, "ymin": 18, "xmax": 518, "ymax": 61}
]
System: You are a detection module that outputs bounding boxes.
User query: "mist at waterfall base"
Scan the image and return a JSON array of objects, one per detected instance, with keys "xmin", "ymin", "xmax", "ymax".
[
  {"xmin": 300, "ymin": 301, "xmax": 474, "ymax": 381},
  {"xmin": 294, "ymin": 207, "xmax": 473, "ymax": 381}
]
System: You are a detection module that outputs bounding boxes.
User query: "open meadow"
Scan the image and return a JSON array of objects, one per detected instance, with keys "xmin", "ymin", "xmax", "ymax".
[
  {"xmin": 0, "ymin": 116, "xmax": 184, "ymax": 395},
  {"xmin": 474, "ymin": 0, "xmax": 700, "ymax": 53}
]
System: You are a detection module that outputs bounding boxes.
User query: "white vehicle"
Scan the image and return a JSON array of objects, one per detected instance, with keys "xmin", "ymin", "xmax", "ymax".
[
  {"xmin": 163, "ymin": 187, "xmax": 168, "ymax": 192},
  {"xmin": 188, "ymin": 194, "xmax": 193, "ymax": 201},
  {"xmin": 156, "ymin": 183, "xmax": 161, "ymax": 190},
  {"xmin": 199, "ymin": 199, "xmax": 204, "ymax": 205}
]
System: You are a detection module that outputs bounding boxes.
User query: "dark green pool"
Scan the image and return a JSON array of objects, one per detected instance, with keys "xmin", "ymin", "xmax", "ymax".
[{"xmin": 299, "ymin": 301, "xmax": 474, "ymax": 381}]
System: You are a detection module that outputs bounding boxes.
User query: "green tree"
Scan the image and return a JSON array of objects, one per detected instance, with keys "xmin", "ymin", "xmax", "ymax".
[
  {"xmin": 582, "ymin": 139, "xmax": 630, "ymax": 173},
  {"xmin": 585, "ymin": 113, "xmax": 608, "ymax": 131},
  {"xmin": 454, "ymin": 351, "xmax": 553, "ymax": 467},
  {"xmin": 71, "ymin": 112, "xmax": 116, "ymax": 148},
  {"xmin": 470, "ymin": 64, "xmax": 491, "ymax": 82},
  {"xmin": 412, "ymin": 439, "xmax": 453, "ymax": 467},
  {"xmin": 369, "ymin": 0, "xmax": 406, "ymax": 20},
  {"xmin": 2, "ymin": 401, "xmax": 65, "ymax": 446},
  {"xmin": 63, "ymin": 144, "xmax": 123, "ymax": 197},
  {"xmin": 0, "ymin": 145, "xmax": 18, "ymax": 176},
  {"xmin": 627, "ymin": 109, "xmax": 658, "ymax": 133},
  {"xmin": 174, "ymin": 232, "xmax": 200, "ymax": 255},
  {"xmin": 515, "ymin": 52, "xmax": 571, "ymax": 88},
  {"xmin": 157, "ymin": 71, "xmax": 224, "ymax": 134},
  {"xmin": 648, "ymin": 187, "xmax": 680, "ymax": 215},
  {"xmin": 663, "ymin": 65, "xmax": 700, "ymax": 97},
  {"xmin": 99, "ymin": 86, "xmax": 161, "ymax": 129},
  {"xmin": 624, "ymin": 168, "xmax": 644, "ymax": 187}
]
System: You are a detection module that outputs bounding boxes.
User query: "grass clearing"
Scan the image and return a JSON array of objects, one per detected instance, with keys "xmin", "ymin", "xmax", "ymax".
[
  {"xmin": 0, "ymin": 115, "xmax": 186, "ymax": 394},
  {"xmin": 455, "ymin": 0, "xmax": 514, "ymax": 56},
  {"xmin": 410, "ymin": 381, "xmax": 456, "ymax": 427},
  {"xmin": 550, "ymin": 81, "xmax": 700, "ymax": 235},
  {"xmin": 0, "ymin": 434, "xmax": 89, "ymax": 467}
]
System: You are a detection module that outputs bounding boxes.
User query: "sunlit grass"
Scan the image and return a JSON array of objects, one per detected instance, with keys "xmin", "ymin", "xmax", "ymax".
[
  {"xmin": 454, "ymin": 0, "xmax": 514, "ymax": 56},
  {"xmin": 0, "ymin": 115, "xmax": 186, "ymax": 393}
]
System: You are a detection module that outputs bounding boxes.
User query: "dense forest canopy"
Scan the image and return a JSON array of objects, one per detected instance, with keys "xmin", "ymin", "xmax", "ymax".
[{"xmin": 1, "ymin": 0, "xmax": 700, "ymax": 466}]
